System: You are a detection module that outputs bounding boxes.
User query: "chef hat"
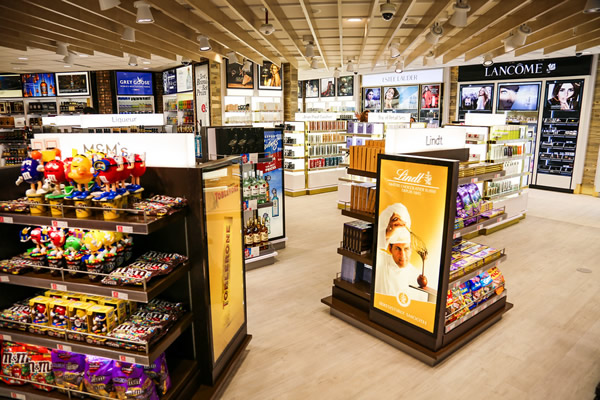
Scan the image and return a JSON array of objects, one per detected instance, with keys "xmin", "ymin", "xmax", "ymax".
[
  {"xmin": 378, "ymin": 203, "xmax": 412, "ymax": 249},
  {"xmin": 387, "ymin": 226, "xmax": 411, "ymax": 246}
]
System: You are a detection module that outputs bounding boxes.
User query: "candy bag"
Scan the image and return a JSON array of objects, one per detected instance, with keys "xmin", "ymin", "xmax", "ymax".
[
  {"xmin": 469, "ymin": 276, "xmax": 482, "ymax": 306},
  {"xmin": 52, "ymin": 350, "xmax": 86, "ymax": 396},
  {"xmin": 30, "ymin": 352, "xmax": 54, "ymax": 391},
  {"xmin": 488, "ymin": 266, "xmax": 505, "ymax": 295},
  {"xmin": 143, "ymin": 352, "xmax": 171, "ymax": 396},
  {"xmin": 84, "ymin": 356, "xmax": 116, "ymax": 399},
  {"xmin": 479, "ymin": 271, "xmax": 494, "ymax": 301},
  {"xmin": 113, "ymin": 361, "xmax": 159, "ymax": 400},
  {"xmin": 1, "ymin": 342, "xmax": 30, "ymax": 385}
]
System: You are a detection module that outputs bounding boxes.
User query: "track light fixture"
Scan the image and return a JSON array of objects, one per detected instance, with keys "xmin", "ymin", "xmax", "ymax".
[
  {"xmin": 99, "ymin": 0, "xmax": 120, "ymax": 11},
  {"xmin": 56, "ymin": 42, "xmax": 69, "ymax": 57},
  {"xmin": 197, "ymin": 35, "xmax": 211, "ymax": 51},
  {"xmin": 584, "ymin": 0, "xmax": 600, "ymax": 12},
  {"xmin": 305, "ymin": 43, "xmax": 315, "ymax": 58},
  {"xmin": 423, "ymin": 51, "xmax": 436, "ymax": 67},
  {"xmin": 134, "ymin": 1, "xmax": 154, "ymax": 24},
  {"xmin": 226, "ymin": 51, "xmax": 240, "ymax": 64},
  {"xmin": 512, "ymin": 24, "xmax": 531, "ymax": 47},
  {"xmin": 128, "ymin": 55, "xmax": 138, "ymax": 66},
  {"xmin": 394, "ymin": 58, "xmax": 404, "ymax": 73},
  {"xmin": 482, "ymin": 54, "xmax": 493, "ymax": 67},
  {"xmin": 333, "ymin": 67, "xmax": 340, "ymax": 78},
  {"xmin": 242, "ymin": 59, "xmax": 252, "ymax": 73},
  {"xmin": 346, "ymin": 60, "xmax": 355, "ymax": 73},
  {"xmin": 122, "ymin": 27, "xmax": 135, "ymax": 42},
  {"xmin": 389, "ymin": 42, "xmax": 400, "ymax": 59},
  {"xmin": 260, "ymin": 9, "xmax": 275, "ymax": 35},
  {"xmin": 310, "ymin": 57, "xmax": 319, "ymax": 69},
  {"xmin": 449, "ymin": 0, "xmax": 470, "ymax": 27},
  {"xmin": 63, "ymin": 52, "xmax": 76, "ymax": 65},
  {"xmin": 425, "ymin": 22, "xmax": 443, "ymax": 45}
]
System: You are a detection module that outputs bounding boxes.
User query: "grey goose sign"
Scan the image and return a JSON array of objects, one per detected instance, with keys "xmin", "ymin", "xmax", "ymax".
[{"xmin": 458, "ymin": 56, "xmax": 592, "ymax": 82}]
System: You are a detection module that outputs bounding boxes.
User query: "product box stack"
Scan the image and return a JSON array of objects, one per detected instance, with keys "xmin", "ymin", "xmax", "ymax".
[
  {"xmin": 350, "ymin": 183, "xmax": 376, "ymax": 215},
  {"xmin": 342, "ymin": 220, "xmax": 373, "ymax": 255},
  {"xmin": 349, "ymin": 140, "xmax": 385, "ymax": 172},
  {"xmin": 307, "ymin": 120, "xmax": 347, "ymax": 131}
]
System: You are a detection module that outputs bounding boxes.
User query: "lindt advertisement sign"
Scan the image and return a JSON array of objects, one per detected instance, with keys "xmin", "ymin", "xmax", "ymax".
[{"xmin": 458, "ymin": 56, "xmax": 592, "ymax": 82}]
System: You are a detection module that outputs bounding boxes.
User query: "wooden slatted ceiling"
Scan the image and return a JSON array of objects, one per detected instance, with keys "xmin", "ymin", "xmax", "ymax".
[{"xmin": 0, "ymin": 0, "xmax": 598, "ymax": 74}]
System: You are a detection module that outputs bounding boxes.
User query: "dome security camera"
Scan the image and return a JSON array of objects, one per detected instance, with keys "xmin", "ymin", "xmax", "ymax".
[
  {"xmin": 260, "ymin": 23, "xmax": 275, "ymax": 35},
  {"xmin": 380, "ymin": 1, "xmax": 396, "ymax": 21}
]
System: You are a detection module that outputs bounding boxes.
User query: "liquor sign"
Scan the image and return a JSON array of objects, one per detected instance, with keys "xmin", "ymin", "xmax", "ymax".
[
  {"xmin": 362, "ymin": 69, "xmax": 444, "ymax": 87},
  {"xmin": 0, "ymin": 74, "xmax": 23, "ymax": 98},
  {"xmin": 56, "ymin": 72, "xmax": 90, "ymax": 96},
  {"xmin": 21, "ymin": 73, "xmax": 56, "ymax": 97},
  {"xmin": 79, "ymin": 114, "xmax": 164, "ymax": 128},
  {"xmin": 203, "ymin": 163, "xmax": 246, "ymax": 363},
  {"xmin": 195, "ymin": 63, "xmax": 210, "ymax": 127},
  {"xmin": 371, "ymin": 154, "xmax": 456, "ymax": 334},
  {"xmin": 257, "ymin": 129, "xmax": 284, "ymax": 240},
  {"xmin": 163, "ymin": 69, "xmax": 177, "ymax": 95},
  {"xmin": 176, "ymin": 65, "xmax": 193, "ymax": 93},
  {"xmin": 458, "ymin": 56, "xmax": 593, "ymax": 82},
  {"xmin": 115, "ymin": 71, "xmax": 153, "ymax": 95}
]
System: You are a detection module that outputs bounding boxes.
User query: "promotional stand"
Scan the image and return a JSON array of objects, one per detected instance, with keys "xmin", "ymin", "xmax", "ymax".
[
  {"xmin": 322, "ymin": 148, "xmax": 513, "ymax": 366},
  {"xmin": 0, "ymin": 156, "xmax": 250, "ymax": 399}
]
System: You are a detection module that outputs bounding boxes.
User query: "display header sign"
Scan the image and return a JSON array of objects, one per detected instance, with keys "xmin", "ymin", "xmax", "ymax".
[
  {"xmin": 458, "ymin": 56, "xmax": 592, "ymax": 82},
  {"xmin": 80, "ymin": 114, "xmax": 164, "ymax": 128},
  {"xmin": 368, "ymin": 113, "xmax": 411, "ymax": 123},
  {"xmin": 372, "ymin": 154, "xmax": 455, "ymax": 334},
  {"xmin": 385, "ymin": 127, "xmax": 466, "ymax": 154},
  {"xmin": 295, "ymin": 112, "xmax": 339, "ymax": 121},
  {"xmin": 362, "ymin": 69, "xmax": 444, "ymax": 87},
  {"xmin": 163, "ymin": 69, "xmax": 177, "ymax": 95},
  {"xmin": 116, "ymin": 71, "xmax": 153, "ymax": 95}
]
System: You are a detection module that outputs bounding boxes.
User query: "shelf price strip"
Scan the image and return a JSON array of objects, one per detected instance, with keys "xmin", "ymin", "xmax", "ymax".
[
  {"xmin": 56, "ymin": 344, "xmax": 72, "ymax": 352},
  {"xmin": 112, "ymin": 290, "xmax": 129, "ymax": 300},
  {"xmin": 10, "ymin": 393, "xmax": 26, "ymax": 400},
  {"xmin": 51, "ymin": 220, "xmax": 68, "ymax": 228},
  {"xmin": 50, "ymin": 283, "xmax": 67, "ymax": 291},
  {"xmin": 117, "ymin": 225, "xmax": 133, "ymax": 233},
  {"xmin": 0, "ymin": 216, "xmax": 13, "ymax": 223}
]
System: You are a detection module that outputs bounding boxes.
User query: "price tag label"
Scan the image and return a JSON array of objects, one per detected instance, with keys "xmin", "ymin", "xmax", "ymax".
[
  {"xmin": 112, "ymin": 291, "xmax": 129, "ymax": 300},
  {"xmin": 470, "ymin": 178, "xmax": 477, "ymax": 183},
  {"xmin": 497, "ymin": 217, "xmax": 502, "ymax": 223},
  {"xmin": 453, "ymin": 231, "xmax": 460, "ymax": 239},
  {"xmin": 477, "ymin": 224, "xmax": 483, "ymax": 230},
  {"xmin": 495, "ymin": 173, "xmax": 501, "ymax": 178},
  {"xmin": 117, "ymin": 225, "xmax": 133, "ymax": 233},
  {"xmin": 51, "ymin": 283, "xmax": 67, "ymax": 291},
  {"xmin": 56, "ymin": 344, "xmax": 71, "ymax": 352},
  {"xmin": 0, "ymin": 275, "xmax": 9, "ymax": 283},
  {"xmin": 51, "ymin": 220, "xmax": 68, "ymax": 228},
  {"xmin": 10, "ymin": 392, "xmax": 26, "ymax": 400},
  {"xmin": 119, "ymin": 355, "xmax": 135, "ymax": 363},
  {"xmin": 0, "ymin": 216, "xmax": 14, "ymax": 223},
  {"xmin": 248, "ymin": 199, "xmax": 257, "ymax": 211},
  {"xmin": 249, "ymin": 153, "xmax": 258, "ymax": 164},
  {"xmin": 2, "ymin": 334, "xmax": 12, "ymax": 341}
]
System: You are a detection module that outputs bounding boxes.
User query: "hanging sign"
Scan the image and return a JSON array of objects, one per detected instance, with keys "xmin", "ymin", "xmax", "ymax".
[
  {"xmin": 362, "ymin": 69, "xmax": 444, "ymax": 87},
  {"xmin": 195, "ymin": 63, "xmax": 210, "ymax": 127}
]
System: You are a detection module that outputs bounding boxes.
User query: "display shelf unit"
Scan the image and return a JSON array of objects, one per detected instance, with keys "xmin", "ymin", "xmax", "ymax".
[
  {"xmin": 458, "ymin": 170, "xmax": 505, "ymax": 185},
  {"xmin": 445, "ymin": 290, "xmax": 508, "ymax": 333},
  {"xmin": 453, "ymin": 214, "xmax": 508, "ymax": 239},
  {"xmin": 448, "ymin": 254, "xmax": 507, "ymax": 287},
  {"xmin": 337, "ymin": 247, "xmax": 373, "ymax": 266},
  {"xmin": 341, "ymin": 208, "xmax": 375, "ymax": 223}
]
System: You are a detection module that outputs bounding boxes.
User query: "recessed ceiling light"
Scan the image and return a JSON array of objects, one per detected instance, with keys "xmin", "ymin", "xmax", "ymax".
[
  {"xmin": 143, "ymin": 67, "xmax": 149, "ymax": 69},
  {"xmin": 142, "ymin": 60, "xmax": 151, "ymax": 64},
  {"xmin": 347, "ymin": 18, "xmax": 362, "ymax": 22},
  {"xmin": 64, "ymin": 65, "xmax": 71, "ymax": 68},
  {"xmin": 79, "ymin": 54, "xmax": 89, "ymax": 57},
  {"xmin": 18, "ymin": 57, "xmax": 28, "ymax": 60}
]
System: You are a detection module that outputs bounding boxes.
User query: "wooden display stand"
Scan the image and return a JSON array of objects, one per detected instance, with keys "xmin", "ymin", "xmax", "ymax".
[{"xmin": 322, "ymin": 149, "xmax": 513, "ymax": 366}]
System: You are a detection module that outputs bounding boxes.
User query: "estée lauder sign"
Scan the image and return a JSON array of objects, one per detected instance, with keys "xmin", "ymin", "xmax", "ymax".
[
  {"xmin": 458, "ymin": 55, "xmax": 592, "ymax": 82},
  {"xmin": 362, "ymin": 69, "xmax": 444, "ymax": 87}
]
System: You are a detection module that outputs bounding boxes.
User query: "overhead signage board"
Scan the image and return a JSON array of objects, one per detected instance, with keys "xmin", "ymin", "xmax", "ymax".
[
  {"xmin": 362, "ymin": 69, "xmax": 444, "ymax": 87},
  {"xmin": 385, "ymin": 127, "xmax": 466, "ymax": 154},
  {"xmin": 116, "ymin": 71, "xmax": 153, "ymax": 95}
]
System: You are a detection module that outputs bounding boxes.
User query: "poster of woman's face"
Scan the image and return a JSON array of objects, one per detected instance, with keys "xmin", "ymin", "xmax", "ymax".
[
  {"xmin": 337, "ymin": 75, "xmax": 354, "ymax": 97},
  {"xmin": 397, "ymin": 86, "xmax": 419, "ymax": 110},
  {"xmin": 383, "ymin": 86, "xmax": 400, "ymax": 110},
  {"xmin": 546, "ymin": 80, "xmax": 583, "ymax": 111},
  {"xmin": 460, "ymin": 85, "xmax": 493, "ymax": 111},
  {"xmin": 305, "ymin": 79, "xmax": 319, "ymax": 98},
  {"xmin": 421, "ymin": 84, "xmax": 440, "ymax": 109},
  {"xmin": 320, "ymin": 78, "xmax": 335, "ymax": 97},
  {"xmin": 363, "ymin": 87, "xmax": 381, "ymax": 111},
  {"xmin": 258, "ymin": 61, "xmax": 282, "ymax": 90},
  {"xmin": 226, "ymin": 60, "xmax": 254, "ymax": 89}
]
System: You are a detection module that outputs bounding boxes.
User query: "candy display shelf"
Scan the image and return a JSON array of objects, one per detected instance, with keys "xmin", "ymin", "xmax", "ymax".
[
  {"xmin": 458, "ymin": 170, "xmax": 506, "ymax": 185},
  {"xmin": 445, "ymin": 291, "xmax": 508, "ymax": 333},
  {"xmin": 449, "ymin": 254, "xmax": 507, "ymax": 285},
  {"xmin": 0, "ymin": 311, "xmax": 193, "ymax": 366},
  {"xmin": 0, "ymin": 262, "xmax": 190, "ymax": 303},
  {"xmin": 453, "ymin": 214, "xmax": 508, "ymax": 239},
  {"xmin": 341, "ymin": 208, "xmax": 375, "ymax": 224},
  {"xmin": 0, "ymin": 208, "xmax": 185, "ymax": 235},
  {"xmin": 337, "ymin": 247, "xmax": 373, "ymax": 266},
  {"xmin": 346, "ymin": 168, "xmax": 377, "ymax": 179}
]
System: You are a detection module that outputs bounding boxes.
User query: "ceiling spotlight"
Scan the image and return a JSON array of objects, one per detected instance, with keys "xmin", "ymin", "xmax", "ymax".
[
  {"xmin": 197, "ymin": 35, "xmax": 211, "ymax": 51},
  {"xmin": 449, "ymin": 0, "xmax": 470, "ymax": 27},
  {"xmin": 394, "ymin": 58, "xmax": 404, "ymax": 73},
  {"xmin": 305, "ymin": 43, "xmax": 315, "ymax": 58},
  {"xmin": 389, "ymin": 42, "xmax": 400, "ymax": 58},
  {"xmin": 18, "ymin": 57, "xmax": 28, "ymax": 60},
  {"xmin": 346, "ymin": 60, "xmax": 355, "ymax": 72},
  {"xmin": 584, "ymin": 0, "xmax": 600, "ymax": 12},
  {"xmin": 56, "ymin": 42, "xmax": 69, "ymax": 56},
  {"xmin": 425, "ymin": 23, "xmax": 443, "ymax": 45},
  {"xmin": 423, "ymin": 51, "xmax": 436, "ymax": 67},
  {"xmin": 142, "ymin": 60, "xmax": 151, "ymax": 64},
  {"xmin": 128, "ymin": 55, "xmax": 138, "ymax": 66},
  {"xmin": 227, "ymin": 51, "xmax": 240, "ymax": 64},
  {"xmin": 310, "ymin": 57, "xmax": 319, "ymax": 69},
  {"xmin": 63, "ymin": 52, "xmax": 76, "ymax": 65},
  {"xmin": 347, "ymin": 18, "xmax": 362, "ymax": 22},
  {"xmin": 512, "ymin": 23, "xmax": 532, "ymax": 47},
  {"xmin": 503, "ymin": 33, "xmax": 516, "ymax": 52},
  {"xmin": 133, "ymin": 1, "xmax": 154, "ymax": 24},
  {"xmin": 122, "ymin": 27, "xmax": 135, "ymax": 42},
  {"xmin": 333, "ymin": 67, "xmax": 340, "ymax": 78},
  {"xmin": 482, "ymin": 54, "xmax": 494, "ymax": 67},
  {"xmin": 242, "ymin": 59, "xmax": 252, "ymax": 73},
  {"xmin": 260, "ymin": 9, "xmax": 275, "ymax": 35},
  {"xmin": 99, "ymin": 0, "xmax": 120, "ymax": 11}
]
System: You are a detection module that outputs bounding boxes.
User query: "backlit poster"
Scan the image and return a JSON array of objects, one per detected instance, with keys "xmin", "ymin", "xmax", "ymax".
[
  {"xmin": 195, "ymin": 63, "xmax": 210, "ymax": 127},
  {"xmin": 545, "ymin": 80, "xmax": 583, "ymax": 111},
  {"xmin": 257, "ymin": 129, "xmax": 284, "ymax": 240},
  {"xmin": 0, "ymin": 74, "xmax": 23, "ymax": 98},
  {"xmin": 396, "ymin": 85, "xmax": 419, "ymax": 109},
  {"xmin": 22, "ymin": 73, "xmax": 56, "ymax": 97},
  {"xmin": 421, "ymin": 84, "xmax": 440, "ymax": 109},
  {"xmin": 203, "ymin": 163, "xmax": 245, "ymax": 363},
  {"xmin": 372, "ymin": 156, "xmax": 451, "ymax": 333},
  {"xmin": 163, "ymin": 69, "xmax": 177, "ymax": 95},
  {"xmin": 115, "ymin": 71, "xmax": 153, "ymax": 95},
  {"xmin": 176, "ymin": 65, "xmax": 193, "ymax": 92},
  {"xmin": 497, "ymin": 82, "xmax": 540, "ymax": 111},
  {"xmin": 320, "ymin": 77, "xmax": 335, "ymax": 97},
  {"xmin": 258, "ymin": 61, "xmax": 282, "ymax": 90},
  {"xmin": 56, "ymin": 72, "xmax": 90, "ymax": 96},
  {"xmin": 305, "ymin": 79, "xmax": 319, "ymax": 98},
  {"xmin": 226, "ymin": 59, "xmax": 254, "ymax": 89},
  {"xmin": 363, "ymin": 87, "xmax": 381, "ymax": 111}
]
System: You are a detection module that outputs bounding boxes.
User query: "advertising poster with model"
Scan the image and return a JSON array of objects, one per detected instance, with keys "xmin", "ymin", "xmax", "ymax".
[
  {"xmin": 421, "ymin": 84, "xmax": 440, "ymax": 109},
  {"xmin": 372, "ymin": 156, "xmax": 453, "ymax": 333},
  {"xmin": 363, "ymin": 87, "xmax": 381, "ymax": 111},
  {"xmin": 226, "ymin": 59, "xmax": 254, "ymax": 89},
  {"xmin": 545, "ymin": 79, "xmax": 583, "ymax": 111},
  {"xmin": 497, "ymin": 82, "xmax": 540, "ymax": 111},
  {"xmin": 258, "ymin": 61, "xmax": 282, "ymax": 90},
  {"xmin": 305, "ymin": 79, "xmax": 319, "ymax": 98},
  {"xmin": 257, "ymin": 129, "xmax": 284, "ymax": 240},
  {"xmin": 459, "ymin": 84, "xmax": 493, "ymax": 112},
  {"xmin": 320, "ymin": 77, "xmax": 335, "ymax": 97}
]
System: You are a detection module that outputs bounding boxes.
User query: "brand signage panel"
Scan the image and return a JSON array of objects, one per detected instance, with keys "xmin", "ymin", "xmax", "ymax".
[
  {"xmin": 458, "ymin": 56, "xmax": 592, "ymax": 82},
  {"xmin": 116, "ymin": 71, "xmax": 153, "ymax": 95},
  {"xmin": 368, "ymin": 113, "xmax": 411, "ymax": 123},
  {"xmin": 78, "ymin": 114, "xmax": 164, "ymax": 128},
  {"xmin": 385, "ymin": 127, "xmax": 466, "ymax": 154},
  {"xmin": 195, "ymin": 63, "xmax": 210, "ymax": 127},
  {"xmin": 362, "ymin": 69, "xmax": 444, "ymax": 87}
]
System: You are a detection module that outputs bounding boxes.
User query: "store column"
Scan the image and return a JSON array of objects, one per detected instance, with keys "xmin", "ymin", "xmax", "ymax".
[
  {"xmin": 448, "ymin": 67, "xmax": 459, "ymax": 122},
  {"xmin": 579, "ymin": 60, "xmax": 600, "ymax": 196},
  {"xmin": 95, "ymin": 71, "xmax": 114, "ymax": 114},
  {"xmin": 283, "ymin": 63, "xmax": 298, "ymax": 122},
  {"xmin": 209, "ymin": 60, "xmax": 223, "ymax": 126}
]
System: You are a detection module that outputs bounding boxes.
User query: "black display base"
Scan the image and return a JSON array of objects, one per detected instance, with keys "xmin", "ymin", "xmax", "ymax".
[
  {"xmin": 321, "ymin": 296, "xmax": 512, "ymax": 366},
  {"xmin": 192, "ymin": 334, "xmax": 252, "ymax": 400},
  {"xmin": 529, "ymin": 184, "xmax": 574, "ymax": 194}
]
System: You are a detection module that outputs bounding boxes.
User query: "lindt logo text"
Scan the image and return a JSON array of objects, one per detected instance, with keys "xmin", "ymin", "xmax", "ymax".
[{"xmin": 393, "ymin": 169, "xmax": 433, "ymax": 186}]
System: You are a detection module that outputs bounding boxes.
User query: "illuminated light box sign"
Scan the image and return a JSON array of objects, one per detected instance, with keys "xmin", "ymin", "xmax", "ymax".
[
  {"xmin": 56, "ymin": 71, "xmax": 90, "ymax": 96},
  {"xmin": 385, "ymin": 127, "xmax": 466, "ymax": 154},
  {"xmin": 22, "ymin": 73, "xmax": 56, "ymax": 97},
  {"xmin": 79, "ymin": 114, "xmax": 164, "ymax": 128},
  {"xmin": 176, "ymin": 65, "xmax": 193, "ymax": 92},
  {"xmin": 0, "ymin": 74, "xmax": 23, "ymax": 98},
  {"xmin": 116, "ymin": 71, "xmax": 153, "ymax": 95},
  {"xmin": 33, "ymin": 133, "xmax": 195, "ymax": 168},
  {"xmin": 362, "ymin": 69, "xmax": 444, "ymax": 87},
  {"xmin": 163, "ymin": 69, "xmax": 177, "ymax": 95}
]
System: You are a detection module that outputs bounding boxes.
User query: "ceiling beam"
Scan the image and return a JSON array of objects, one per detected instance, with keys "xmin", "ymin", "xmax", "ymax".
[
  {"xmin": 260, "ymin": 0, "xmax": 309, "ymax": 67},
  {"xmin": 356, "ymin": 0, "xmax": 379, "ymax": 69},
  {"xmin": 0, "ymin": 40, "xmax": 27, "ymax": 52},
  {"xmin": 515, "ymin": 16, "xmax": 600, "ymax": 56},
  {"xmin": 177, "ymin": 0, "xmax": 281, "ymax": 64},
  {"xmin": 576, "ymin": 38, "xmax": 600, "ymax": 52},
  {"xmin": 2, "ymin": 33, "xmax": 58, "ymax": 54},
  {"xmin": 462, "ymin": 0, "xmax": 570, "ymax": 62},
  {"xmin": 219, "ymin": 0, "xmax": 301, "ymax": 67},
  {"xmin": 8, "ymin": 30, "xmax": 95, "ymax": 56},
  {"xmin": 438, "ymin": 0, "xmax": 531, "ymax": 62},
  {"xmin": 403, "ymin": 0, "xmax": 490, "ymax": 67},
  {"xmin": 543, "ymin": 27, "xmax": 600, "ymax": 54},
  {"xmin": 371, "ymin": 0, "xmax": 417, "ymax": 69},
  {"xmin": 299, "ymin": 0, "xmax": 329, "ymax": 70}
]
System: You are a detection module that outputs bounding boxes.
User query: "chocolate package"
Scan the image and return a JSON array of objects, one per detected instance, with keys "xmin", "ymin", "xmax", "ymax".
[
  {"xmin": 84, "ymin": 356, "xmax": 116, "ymax": 399},
  {"xmin": 51, "ymin": 350, "xmax": 86, "ymax": 396},
  {"xmin": 30, "ymin": 352, "xmax": 54, "ymax": 391},
  {"xmin": 468, "ymin": 276, "xmax": 483, "ymax": 306},
  {"xmin": 1, "ymin": 342, "xmax": 30, "ymax": 385},
  {"xmin": 113, "ymin": 361, "xmax": 159, "ymax": 400},
  {"xmin": 143, "ymin": 352, "xmax": 171, "ymax": 396},
  {"xmin": 0, "ymin": 301, "xmax": 31, "ymax": 331}
]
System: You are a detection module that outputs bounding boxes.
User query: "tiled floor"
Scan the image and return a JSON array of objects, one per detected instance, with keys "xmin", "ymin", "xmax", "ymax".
[{"xmin": 222, "ymin": 189, "xmax": 600, "ymax": 400}]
